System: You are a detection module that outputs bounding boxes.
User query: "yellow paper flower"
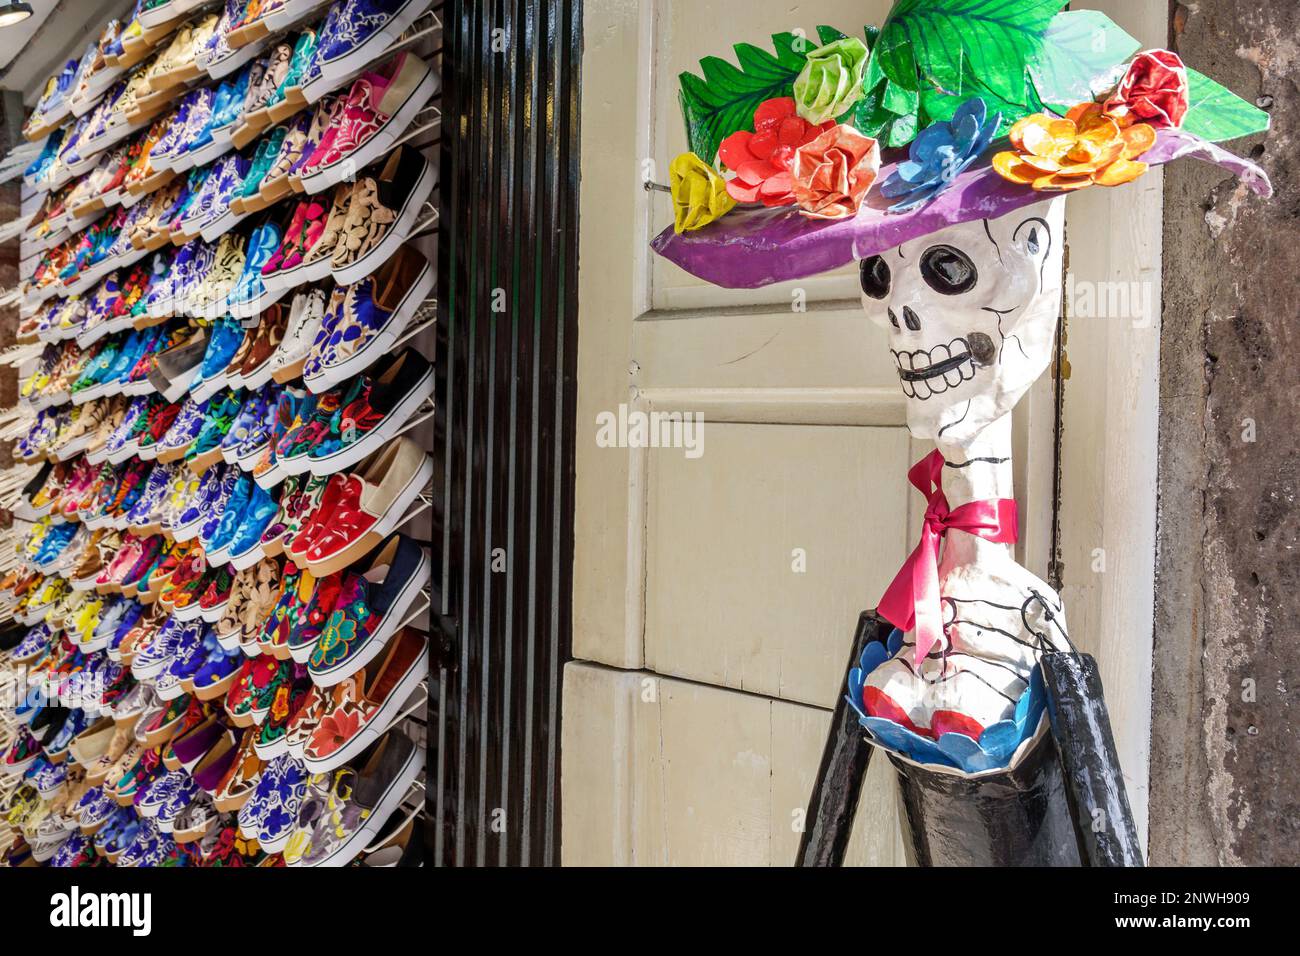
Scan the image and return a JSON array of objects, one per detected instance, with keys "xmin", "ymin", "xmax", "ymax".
[{"xmin": 669, "ymin": 152, "xmax": 736, "ymax": 233}]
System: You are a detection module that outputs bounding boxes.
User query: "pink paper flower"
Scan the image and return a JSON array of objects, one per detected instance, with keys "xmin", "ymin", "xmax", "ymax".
[{"xmin": 790, "ymin": 124, "xmax": 881, "ymax": 219}]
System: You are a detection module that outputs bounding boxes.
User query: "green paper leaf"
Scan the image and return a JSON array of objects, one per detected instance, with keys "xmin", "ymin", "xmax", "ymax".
[
  {"xmin": 873, "ymin": 0, "xmax": 1067, "ymax": 103},
  {"xmin": 677, "ymin": 33, "xmax": 808, "ymax": 165},
  {"xmin": 1182, "ymin": 68, "xmax": 1270, "ymax": 142},
  {"xmin": 816, "ymin": 25, "xmax": 847, "ymax": 46},
  {"xmin": 1029, "ymin": 10, "xmax": 1139, "ymax": 111}
]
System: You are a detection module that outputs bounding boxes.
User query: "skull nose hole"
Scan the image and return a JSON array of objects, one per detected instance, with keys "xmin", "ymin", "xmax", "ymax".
[
  {"xmin": 902, "ymin": 306, "xmax": 921, "ymax": 331},
  {"xmin": 887, "ymin": 308, "xmax": 900, "ymax": 329}
]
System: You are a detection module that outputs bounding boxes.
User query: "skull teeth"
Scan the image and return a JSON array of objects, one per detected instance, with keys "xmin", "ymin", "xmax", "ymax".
[{"xmin": 892, "ymin": 338, "xmax": 977, "ymax": 394}]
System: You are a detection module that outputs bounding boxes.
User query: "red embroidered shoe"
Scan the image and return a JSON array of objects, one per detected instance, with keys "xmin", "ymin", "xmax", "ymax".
[{"xmin": 301, "ymin": 436, "xmax": 432, "ymax": 576}]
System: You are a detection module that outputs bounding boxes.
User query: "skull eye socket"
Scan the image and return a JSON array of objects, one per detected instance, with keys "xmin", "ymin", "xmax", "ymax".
[
  {"xmin": 859, "ymin": 255, "xmax": 891, "ymax": 299},
  {"xmin": 919, "ymin": 245, "xmax": 977, "ymax": 296}
]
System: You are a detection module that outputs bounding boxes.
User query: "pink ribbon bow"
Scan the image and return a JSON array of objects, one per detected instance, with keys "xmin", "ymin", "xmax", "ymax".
[{"xmin": 877, "ymin": 450, "xmax": 1019, "ymax": 666}]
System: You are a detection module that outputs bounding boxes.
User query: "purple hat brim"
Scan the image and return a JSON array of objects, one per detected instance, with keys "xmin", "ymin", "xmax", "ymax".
[{"xmin": 650, "ymin": 129, "xmax": 1272, "ymax": 290}]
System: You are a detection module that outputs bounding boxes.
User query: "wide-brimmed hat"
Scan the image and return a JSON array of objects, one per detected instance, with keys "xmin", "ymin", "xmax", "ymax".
[{"xmin": 649, "ymin": 1, "xmax": 1273, "ymax": 288}]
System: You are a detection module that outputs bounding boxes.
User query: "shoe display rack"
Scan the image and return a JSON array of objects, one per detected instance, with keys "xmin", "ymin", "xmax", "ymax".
[{"xmin": 0, "ymin": 0, "xmax": 441, "ymax": 868}]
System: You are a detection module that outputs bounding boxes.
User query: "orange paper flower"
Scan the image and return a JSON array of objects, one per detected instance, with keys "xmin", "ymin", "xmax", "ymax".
[
  {"xmin": 790, "ymin": 124, "xmax": 881, "ymax": 219},
  {"xmin": 992, "ymin": 104, "xmax": 1155, "ymax": 192}
]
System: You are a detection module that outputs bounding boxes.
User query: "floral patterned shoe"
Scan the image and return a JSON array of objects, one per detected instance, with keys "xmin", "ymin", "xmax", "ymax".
[
  {"xmin": 198, "ymin": 565, "xmax": 236, "ymax": 623},
  {"xmin": 264, "ymin": 192, "xmax": 334, "ymax": 290},
  {"xmin": 228, "ymin": 217, "xmax": 287, "ymax": 318},
  {"xmin": 284, "ymin": 682, "xmax": 326, "ymax": 760},
  {"xmin": 135, "ymin": 768, "xmax": 191, "ymax": 818},
  {"xmin": 312, "ymin": 242, "xmax": 434, "ymax": 391},
  {"xmin": 257, "ymin": 473, "xmax": 317, "ymax": 558},
  {"xmin": 292, "ymin": 181, "xmax": 350, "ymax": 281},
  {"xmin": 281, "ymin": 766, "xmax": 333, "ymax": 866},
  {"xmin": 171, "ymin": 462, "xmax": 230, "ymax": 541},
  {"xmin": 285, "ymin": 567, "xmax": 342, "ymax": 663},
  {"xmin": 298, "ymin": 53, "xmax": 437, "ymax": 195},
  {"xmin": 253, "ymin": 664, "xmax": 311, "ymax": 759},
  {"xmin": 275, "ymin": 385, "xmax": 339, "ymax": 476},
  {"xmin": 159, "ymin": 470, "xmax": 202, "ymax": 538},
  {"xmin": 173, "ymin": 791, "xmax": 220, "ymax": 843},
  {"xmin": 210, "ymin": 728, "xmax": 263, "ymax": 811},
  {"xmin": 331, "ymin": 143, "xmax": 436, "ymax": 285},
  {"xmin": 153, "ymin": 396, "xmax": 209, "ymax": 464},
  {"xmin": 225, "ymin": 658, "xmax": 275, "ymax": 727},
  {"xmin": 225, "ymin": 482, "xmax": 281, "ymax": 570},
  {"xmin": 114, "ymin": 604, "xmax": 165, "ymax": 665},
  {"xmin": 255, "ymin": 107, "xmax": 317, "ymax": 208},
  {"xmin": 303, "ymin": 628, "xmax": 427, "ymax": 774},
  {"xmin": 203, "ymin": 472, "xmax": 255, "ymax": 564},
  {"xmin": 136, "ymin": 398, "xmax": 184, "ymax": 461},
  {"xmin": 156, "ymin": 547, "xmax": 209, "ymax": 616},
  {"xmin": 194, "ymin": 230, "xmax": 248, "ymax": 317},
  {"xmin": 253, "ymin": 754, "xmax": 307, "ymax": 853},
  {"xmin": 186, "ymin": 387, "xmax": 243, "ymax": 474},
  {"xmin": 76, "ymin": 787, "xmax": 118, "ymax": 834}
]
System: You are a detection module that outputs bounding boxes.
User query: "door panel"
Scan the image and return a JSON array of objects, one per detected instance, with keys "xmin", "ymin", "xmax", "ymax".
[
  {"xmin": 561, "ymin": 664, "xmax": 907, "ymax": 865},
  {"xmin": 644, "ymin": 422, "xmax": 910, "ymax": 706}
]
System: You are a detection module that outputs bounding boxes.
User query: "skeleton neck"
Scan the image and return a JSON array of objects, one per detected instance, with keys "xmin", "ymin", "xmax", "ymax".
[{"xmin": 936, "ymin": 411, "xmax": 1014, "ymax": 567}]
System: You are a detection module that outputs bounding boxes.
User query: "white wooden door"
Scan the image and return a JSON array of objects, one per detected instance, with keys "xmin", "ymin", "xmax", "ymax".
[{"xmin": 563, "ymin": 0, "xmax": 1160, "ymax": 865}]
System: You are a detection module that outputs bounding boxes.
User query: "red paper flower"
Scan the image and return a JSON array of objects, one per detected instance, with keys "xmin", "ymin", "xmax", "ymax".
[
  {"xmin": 790, "ymin": 124, "xmax": 881, "ymax": 219},
  {"xmin": 1103, "ymin": 49, "xmax": 1189, "ymax": 129},
  {"xmin": 719, "ymin": 97, "xmax": 835, "ymax": 206}
]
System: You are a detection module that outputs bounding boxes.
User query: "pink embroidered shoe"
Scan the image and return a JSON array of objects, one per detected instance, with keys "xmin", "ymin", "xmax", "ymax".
[{"xmin": 296, "ymin": 52, "xmax": 437, "ymax": 195}]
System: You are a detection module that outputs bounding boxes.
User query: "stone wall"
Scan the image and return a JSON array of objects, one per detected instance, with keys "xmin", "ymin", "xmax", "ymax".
[{"xmin": 1153, "ymin": 0, "xmax": 1299, "ymax": 865}]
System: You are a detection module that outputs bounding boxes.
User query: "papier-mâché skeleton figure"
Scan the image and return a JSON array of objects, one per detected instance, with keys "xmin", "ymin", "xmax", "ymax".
[{"xmin": 857, "ymin": 197, "xmax": 1072, "ymax": 739}]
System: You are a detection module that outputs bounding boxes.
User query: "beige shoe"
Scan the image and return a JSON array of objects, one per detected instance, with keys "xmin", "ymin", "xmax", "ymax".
[{"xmin": 67, "ymin": 717, "xmax": 117, "ymax": 768}]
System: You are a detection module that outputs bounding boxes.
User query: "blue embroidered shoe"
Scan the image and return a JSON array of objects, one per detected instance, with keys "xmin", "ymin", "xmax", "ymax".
[
  {"xmin": 195, "ymin": 466, "xmax": 241, "ymax": 548},
  {"xmin": 228, "ymin": 218, "xmax": 285, "ymax": 318},
  {"xmin": 317, "ymin": 0, "xmax": 434, "ymax": 85},
  {"xmin": 225, "ymin": 481, "xmax": 279, "ymax": 570},
  {"xmin": 204, "ymin": 472, "xmax": 254, "ymax": 564},
  {"xmin": 156, "ymin": 770, "xmax": 198, "ymax": 833},
  {"xmin": 191, "ymin": 639, "xmax": 243, "ymax": 700},
  {"xmin": 200, "ymin": 152, "xmax": 255, "ymax": 242},
  {"xmin": 256, "ymin": 754, "xmax": 308, "ymax": 853},
  {"xmin": 301, "ymin": 285, "xmax": 347, "ymax": 384},
  {"xmin": 310, "ymin": 242, "xmax": 433, "ymax": 389},
  {"xmin": 224, "ymin": 384, "xmax": 277, "ymax": 464},
  {"xmin": 190, "ymin": 314, "xmax": 246, "ymax": 403},
  {"xmin": 131, "ymin": 616, "xmax": 188, "ymax": 680},
  {"xmin": 174, "ymin": 462, "xmax": 231, "ymax": 541},
  {"xmin": 297, "ymin": 2, "xmax": 344, "ymax": 102},
  {"xmin": 136, "ymin": 768, "xmax": 190, "ymax": 819},
  {"xmin": 159, "ymin": 622, "xmax": 212, "ymax": 696}
]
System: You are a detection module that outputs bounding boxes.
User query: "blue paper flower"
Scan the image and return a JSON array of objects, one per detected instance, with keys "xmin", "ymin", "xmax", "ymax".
[
  {"xmin": 880, "ymin": 98, "xmax": 1002, "ymax": 214},
  {"xmin": 844, "ymin": 627, "xmax": 1045, "ymax": 773}
]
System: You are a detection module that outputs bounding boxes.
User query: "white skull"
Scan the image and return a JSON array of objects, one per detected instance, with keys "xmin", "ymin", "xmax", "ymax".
[{"xmin": 859, "ymin": 197, "xmax": 1066, "ymax": 443}]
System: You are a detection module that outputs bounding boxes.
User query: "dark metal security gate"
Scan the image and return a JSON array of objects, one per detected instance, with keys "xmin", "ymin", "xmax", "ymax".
[{"xmin": 429, "ymin": 0, "xmax": 581, "ymax": 866}]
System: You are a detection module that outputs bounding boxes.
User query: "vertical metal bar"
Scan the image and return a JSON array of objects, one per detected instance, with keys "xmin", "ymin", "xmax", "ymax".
[{"xmin": 435, "ymin": 0, "xmax": 580, "ymax": 868}]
